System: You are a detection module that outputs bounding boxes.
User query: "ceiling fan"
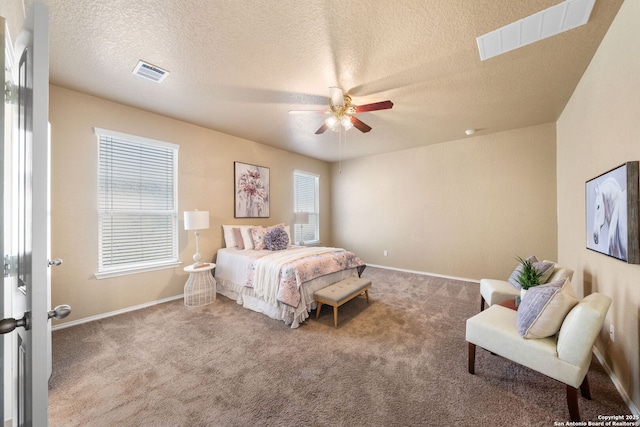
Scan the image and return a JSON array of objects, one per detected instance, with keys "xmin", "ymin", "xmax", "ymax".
[{"xmin": 289, "ymin": 87, "xmax": 393, "ymax": 134}]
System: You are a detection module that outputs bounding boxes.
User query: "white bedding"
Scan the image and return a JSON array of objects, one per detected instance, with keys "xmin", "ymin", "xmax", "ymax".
[{"xmin": 214, "ymin": 247, "xmax": 362, "ymax": 328}]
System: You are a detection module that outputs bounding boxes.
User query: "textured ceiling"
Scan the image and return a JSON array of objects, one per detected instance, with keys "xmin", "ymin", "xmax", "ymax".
[{"xmin": 20, "ymin": 0, "xmax": 624, "ymax": 162}]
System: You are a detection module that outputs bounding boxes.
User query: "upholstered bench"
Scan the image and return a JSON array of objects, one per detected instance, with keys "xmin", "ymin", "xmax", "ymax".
[{"xmin": 314, "ymin": 277, "xmax": 371, "ymax": 327}]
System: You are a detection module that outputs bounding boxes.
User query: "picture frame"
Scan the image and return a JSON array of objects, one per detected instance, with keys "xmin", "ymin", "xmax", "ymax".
[
  {"xmin": 585, "ymin": 161, "xmax": 639, "ymax": 263},
  {"xmin": 234, "ymin": 161, "xmax": 270, "ymax": 218}
]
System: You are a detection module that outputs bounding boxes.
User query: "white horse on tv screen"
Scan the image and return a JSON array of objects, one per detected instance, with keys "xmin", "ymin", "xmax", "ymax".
[{"xmin": 592, "ymin": 177, "xmax": 627, "ymax": 260}]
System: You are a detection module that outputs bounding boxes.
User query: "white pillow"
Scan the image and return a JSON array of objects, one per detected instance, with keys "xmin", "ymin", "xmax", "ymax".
[
  {"xmin": 222, "ymin": 225, "xmax": 238, "ymax": 247},
  {"xmin": 222, "ymin": 225, "xmax": 259, "ymax": 248}
]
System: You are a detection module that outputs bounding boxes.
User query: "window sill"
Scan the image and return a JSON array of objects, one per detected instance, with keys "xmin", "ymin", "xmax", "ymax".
[
  {"xmin": 95, "ymin": 261, "xmax": 183, "ymax": 280},
  {"xmin": 297, "ymin": 240, "xmax": 321, "ymax": 247}
]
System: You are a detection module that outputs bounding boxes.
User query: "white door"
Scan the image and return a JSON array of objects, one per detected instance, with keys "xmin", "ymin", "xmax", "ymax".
[
  {"xmin": 1, "ymin": 14, "xmax": 9, "ymax": 426},
  {"xmin": 0, "ymin": 3, "xmax": 68, "ymax": 426}
]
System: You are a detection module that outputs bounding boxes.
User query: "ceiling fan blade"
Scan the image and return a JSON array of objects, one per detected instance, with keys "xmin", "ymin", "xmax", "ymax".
[
  {"xmin": 329, "ymin": 87, "xmax": 344, "ymax": 107},
  {"xmin": 314, "ymin": 123, "xmax": 329, "ymax": 134},
  {"xmin": 351, "ymin": 117, "xmax": 372, "ymax": 133},
  {"xmin": 354, "ymin": 100, "xmax": 394, "ymax": 113}
]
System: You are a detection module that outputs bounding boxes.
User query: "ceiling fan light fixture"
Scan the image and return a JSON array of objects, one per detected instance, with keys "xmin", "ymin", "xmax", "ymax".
[
  {"xmin": 341, "ymin": 115, "xmax": 353, "ymax": 130},
  {"xmin": 299, "ymin": 87, "xmax": 393, "ymax": 135},
  {"xmin": 326, "ymin": 115, "xmax": 338, "ymax": 128}
]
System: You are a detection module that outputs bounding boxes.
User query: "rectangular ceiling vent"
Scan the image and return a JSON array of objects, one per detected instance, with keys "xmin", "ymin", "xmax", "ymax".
[
  {"xmin": 132, "ymin": 60, "xmax": 169, "ymax": 83},
  {"xmin": 476, "ymin": 0, "xmax": 596, "ymax": 61}
]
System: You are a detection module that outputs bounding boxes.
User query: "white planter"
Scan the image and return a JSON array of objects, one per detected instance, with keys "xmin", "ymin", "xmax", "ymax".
[{"xmin": 520, "ymin": 288, "xmax": 528, "ymax": 301}]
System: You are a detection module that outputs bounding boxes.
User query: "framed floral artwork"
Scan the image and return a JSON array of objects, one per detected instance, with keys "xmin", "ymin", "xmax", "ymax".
[{"xmin": 234, "ymin": 162, "xmax": 270, "ymax": 218}]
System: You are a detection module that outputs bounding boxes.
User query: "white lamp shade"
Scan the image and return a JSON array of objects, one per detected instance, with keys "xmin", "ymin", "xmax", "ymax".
[
  {"xmin": 294, "ymin": 212, "xmax": 309, "ymax": 224},
  {"xmin": 184, "ymin": 210, "xmax": 210, "ymax": 230},
  {"xmin": 325, "ymin": 116, "xmax": 338, "ymax": 128}
]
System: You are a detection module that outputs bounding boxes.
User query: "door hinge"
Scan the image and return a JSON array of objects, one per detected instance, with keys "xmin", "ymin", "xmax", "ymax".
[
  {"xmin": 4, "ymin": 80, "xmax": 15, "ymax": 103},
  {"xmin": 4, "ymin": 255, "xmax": 15, "ymax": 278}
]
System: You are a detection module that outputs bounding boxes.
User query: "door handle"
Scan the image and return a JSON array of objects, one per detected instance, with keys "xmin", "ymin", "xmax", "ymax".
[
  {"xmin": 0, "ymin": 304, "xmax": 71, "ymax": 335},
  {"xmin": 0, "ymin": 312, "xmax": 31, "ymax": 334},
  {"xmin": 48, "ymin": 259, "xmax": 63, "ymax": 267},
  {"xmin": 48, "ymin": 304, "xmax": 71, "ymax": 320}
]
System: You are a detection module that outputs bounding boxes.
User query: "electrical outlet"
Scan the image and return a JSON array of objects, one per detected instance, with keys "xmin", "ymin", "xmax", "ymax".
[
  {"xmin": 383, "ymin": 250, "xmax": 388, "ymax": 257},
  {"xmin": 609, "ymin": 324, "xmax": 615, "ymax": 342}
]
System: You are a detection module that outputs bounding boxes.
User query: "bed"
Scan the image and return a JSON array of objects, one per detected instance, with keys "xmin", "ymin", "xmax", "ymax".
[{"xmin": 214, "ymin": 224, "xmax": 365, "ymax": 328}]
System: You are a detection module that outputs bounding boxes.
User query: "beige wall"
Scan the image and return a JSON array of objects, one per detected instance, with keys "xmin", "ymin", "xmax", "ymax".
[
  {"xmin": 330, "ymin": 123, "xmax": 558, "ymax": 280},
  {"xmin": 49, "ymin": 85, "xmax": 331, "ymax": 324},
  {"xmin": 557, "ymin": 0, "xmax": 640, "ymax": 412}
]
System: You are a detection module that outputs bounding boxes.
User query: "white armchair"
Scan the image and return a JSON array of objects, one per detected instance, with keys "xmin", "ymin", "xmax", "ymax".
[
  {"xmin": 479, "ymin": 262, "xmax": 574, "ymax": 310},
  {"xmin": 466, "ymin": 293, "xmax": 612, "ymax": 421}
]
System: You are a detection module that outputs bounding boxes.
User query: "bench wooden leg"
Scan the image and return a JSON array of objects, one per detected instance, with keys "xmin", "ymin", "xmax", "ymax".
[
  {"xmin": 316, "ymin": 302, "xmax": 323, "ymax": 320},
  {"xmin": 333, "ymin": 305, "xmax": 338, "ymax": 327},
  {"xmin": 364, "ymin": 289, "xmax": 369, "ymax": 303},
  {"xmin": 468, "ymin": 342, "xmax": 476, "ymax": 374}
]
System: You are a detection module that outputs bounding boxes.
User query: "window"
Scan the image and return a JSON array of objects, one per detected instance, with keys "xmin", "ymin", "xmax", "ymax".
[
  {"xmin": 95, "ymin": 128, "xmax": 180, "ymax": 278},
  {"xmin": 293, "ymin": 170, "xmax": 319, "ymax": 244}
]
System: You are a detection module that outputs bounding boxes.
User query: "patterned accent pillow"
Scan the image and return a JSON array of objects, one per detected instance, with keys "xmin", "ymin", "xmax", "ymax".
[
  {"xmin": 517, "ymin": 278, "xmax": 578, "ymax": 338},
  {"xmin": 508, "ymin": 256, "xmax": 555, "ymax": 289},
  {"xmin": 264, "ymin": 227, "xmax": 290, "ymax": 250},
  {"xmin": 250, "ymin": 227, "xmax": 268, "ymax": 250},
  {"xmin": 251, "ymin": 223, "xmax": 285, "ymax": 250}
]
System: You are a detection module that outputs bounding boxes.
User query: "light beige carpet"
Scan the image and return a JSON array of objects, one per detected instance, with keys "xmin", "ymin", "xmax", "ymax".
[{"xmin": 49, "ymin": 267, "xmax": 631, "ymax": 426}]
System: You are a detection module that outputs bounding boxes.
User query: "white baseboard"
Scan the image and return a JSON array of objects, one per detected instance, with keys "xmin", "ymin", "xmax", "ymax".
[
  {"xmin": 54, "ymin": 265, "xmax": 476, "ymax": 332},
  {"xmin": 593, "ymin": 347, "xmax": 640, "ymax": 417},
  {"xmin": 51, "ymin": 294, "xmax": 184, "ymax": 331},
  {"xmin": 365, "ymin": 263, "xmax": 480, "ymax": 284}
]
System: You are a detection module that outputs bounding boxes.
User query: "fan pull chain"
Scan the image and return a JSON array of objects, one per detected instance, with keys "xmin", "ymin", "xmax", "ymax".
[{"xmin": 338, "ymin": 126, "xmax": 345, "ymax": 174}]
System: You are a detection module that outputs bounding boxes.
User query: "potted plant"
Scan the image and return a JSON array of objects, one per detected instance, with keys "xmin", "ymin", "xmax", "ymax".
[{"xmin": 515, "ymin": 256, "xmax": 543, "ymax": 299}]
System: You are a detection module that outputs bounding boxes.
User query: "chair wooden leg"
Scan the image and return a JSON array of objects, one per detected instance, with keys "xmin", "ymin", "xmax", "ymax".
[
  {"xmin": 580, "ymin": 375, "xmax": 592, "ymax": 400},
  {"xmin": 468, "ymin": 342, "xmax": 476, "ymax": 374},
  {"xmin": 480, "ymin": 296, "xmax": 485, "ymax": 311},
  {"xmin": 566, "ymin": 385, "xmax": 581, "ymax": 421}
]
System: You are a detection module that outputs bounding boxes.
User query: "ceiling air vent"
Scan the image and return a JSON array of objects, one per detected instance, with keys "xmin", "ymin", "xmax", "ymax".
[{"xmin": 132, "ymin": 60, "xmax": 169, "ymax": 83}]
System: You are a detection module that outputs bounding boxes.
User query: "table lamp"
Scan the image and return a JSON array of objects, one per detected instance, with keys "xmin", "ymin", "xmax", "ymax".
[
  {"xmin": 184, "ymin": 210, "xmax": 209, "ymax": 266},
  {"xmin": 294, "ymin": 212, "xmax": 309, "ymax": 246}
]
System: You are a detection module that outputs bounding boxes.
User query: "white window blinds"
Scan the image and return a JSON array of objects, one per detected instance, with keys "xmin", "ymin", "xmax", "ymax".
[
  {"xmin": 293, "ymin": 170, "xmax": 319, "ymax": 244},
  {"xmin": 96, "ymin": 128, "xmax": 179, "ymax": 278}
]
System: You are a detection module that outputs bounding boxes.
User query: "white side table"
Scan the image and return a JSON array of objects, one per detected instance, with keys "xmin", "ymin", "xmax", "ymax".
[{"xmin": 183, "ymin": 263, "xmax": 216, "ymax": 307}]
